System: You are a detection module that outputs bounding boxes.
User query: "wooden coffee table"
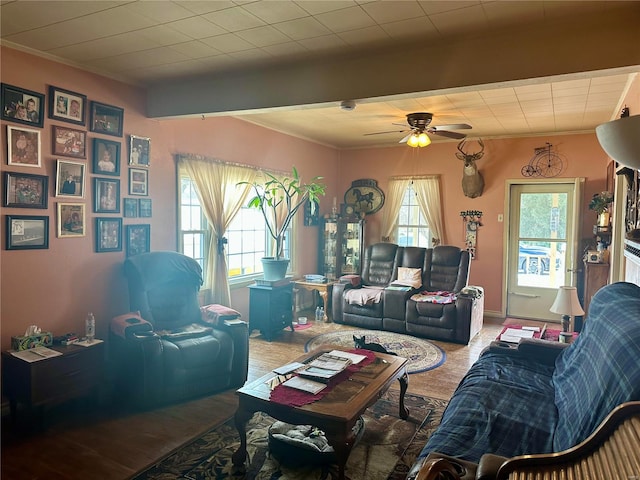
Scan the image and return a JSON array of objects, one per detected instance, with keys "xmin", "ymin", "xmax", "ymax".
[{"xmin": 232, "ymin": 347, "xmax": 409, "ymax": 480}]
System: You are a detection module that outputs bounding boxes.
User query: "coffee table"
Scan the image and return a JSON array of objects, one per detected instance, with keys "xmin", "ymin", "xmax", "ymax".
[{"xmin": 232, "ymin": 347, "xmax": 409, "ymax": 479}]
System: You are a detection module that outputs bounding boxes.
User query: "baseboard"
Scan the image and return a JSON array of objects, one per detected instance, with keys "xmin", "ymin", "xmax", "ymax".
[{"xmin": 483, "ymin": 310, "xmax": 504, "ymax": 320}]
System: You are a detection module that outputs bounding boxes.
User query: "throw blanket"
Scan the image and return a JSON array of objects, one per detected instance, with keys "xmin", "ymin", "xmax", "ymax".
[
  {"xmin": 345, "ymin": 286, "xmax": 384, "ymax": 306},
  {"xmin": 411, "ymin": 291, "xmax": 457, "ymax": 304}
]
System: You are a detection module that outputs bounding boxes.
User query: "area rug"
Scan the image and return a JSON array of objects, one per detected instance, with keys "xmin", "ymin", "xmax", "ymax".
[
  {"xmin": 293, "ymin": 322, "xmax": 313, "ymax": 331},
  {"xmin": 133, "ymin": 390, "xmax": 447, "ymax": 480},
  {"xmin": 305, "ymin": 330, "xmax": 446, "ymax": 374}
]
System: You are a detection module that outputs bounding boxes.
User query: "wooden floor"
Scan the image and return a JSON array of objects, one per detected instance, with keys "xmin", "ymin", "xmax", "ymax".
[{"xmin": 1, "ymin": 316, "xmax": 511, "ymax": 480}]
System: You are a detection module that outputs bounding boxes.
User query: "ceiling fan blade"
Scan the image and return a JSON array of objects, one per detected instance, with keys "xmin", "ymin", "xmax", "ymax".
[
  {"xmin": 399, "ymin": 133, "xmax": 413, "ymax": 143},
  {"xmin": 364, "ymin": 128, "xmax": 409, "ymax": 136},
  {"xmin": 430, "ymin": 129, "xmax": 467, "ymax": 139},
  {"xmin": 432, "ymin": 123, "xmax": 472, "ymax": 130}
]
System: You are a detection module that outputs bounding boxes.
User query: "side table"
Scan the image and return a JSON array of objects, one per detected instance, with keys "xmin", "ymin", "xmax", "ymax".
[
  {"xmin": 293, "ymin": 281, "xmax": 333, "ymax": 322},
  {"xmin": 1, "ymin": 342, "xmax": 105, "ymax": 428},
  {"xmin": 248, "ymin": 282, "xmax": 294, "ymax": 340}
]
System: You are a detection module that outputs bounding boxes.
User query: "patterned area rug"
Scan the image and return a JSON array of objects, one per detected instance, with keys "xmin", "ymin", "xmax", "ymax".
[
  {"xmin": 305, "ymin": 329, "xmax": 446, "ymax": 374},
  {"xmin": 133, "ymin": 390, "xmax": 447, "ymax": 480}
]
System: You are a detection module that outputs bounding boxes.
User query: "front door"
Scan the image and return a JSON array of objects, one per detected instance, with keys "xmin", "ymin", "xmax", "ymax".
[{"xmin": 506, "ymin": 180, "xmax": 582, "ymax": 321}]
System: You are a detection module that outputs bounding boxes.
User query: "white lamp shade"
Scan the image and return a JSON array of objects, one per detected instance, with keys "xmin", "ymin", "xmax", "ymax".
[
  {"xmin": 595, "ymin": 115, "xmax": 640, "ymax": 170},
  {"xmin": 550, "ymin": 286, "xmax": 585, "ymax": 316}
]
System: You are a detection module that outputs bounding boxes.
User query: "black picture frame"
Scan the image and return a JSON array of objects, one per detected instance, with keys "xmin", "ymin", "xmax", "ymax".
[
  {"xmin": 90, "ymin": 101, "xmax": 124, "ymax": 137},
  {"xmin": 304, "ymin": 199, "xmax": 319, "ymax": 226},
  {"xmin": 138, "ymin": 198, "xmax": 152, "ymax": 217},
  {"xmin": 3, "ymin": 172, "xmax": 48, "ymax": 209},
  {"xmin": 52, "ymin": 125, "xmax": 86, "ymax": 159},
  {"xmin": 126, "ymin": 224, "xmax": 150, "ymax": 257},
  {"xmin": 92, "ymin": 138, "xmax": 120, "ymax": 175},
  {"xmin": 1, "ymin": 83, "xmax": 45, "ymax": 128},
  {"xmin": 124, "ymin": 198, "xmax": 138, "ymax": 218},
  {"xmin": 48, "ymin": 85, "xmax": 86, "ymax": 126},
  {"xmin": 6, "ymin": 215, "xmax": 49, "ymax": 250},
  {"xmin": 96, "ymin": 217, "xmax": 122, "ymax": 252},
  {"xmin": 129, "ymin": 168, "xmax": 148, "ymax": 196},
  {"xmin": 93, "ymin": 177, "xmax": 120, "ymax": 213}
]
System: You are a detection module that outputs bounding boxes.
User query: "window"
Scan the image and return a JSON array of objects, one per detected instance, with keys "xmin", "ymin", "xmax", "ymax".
[
  {"xmin": 178, "ymin": 175, "xmax": 292, "ymax": 282},
  {"xmin": 397, "ymin": 183, "xmax": 431, "ymax": 247}
]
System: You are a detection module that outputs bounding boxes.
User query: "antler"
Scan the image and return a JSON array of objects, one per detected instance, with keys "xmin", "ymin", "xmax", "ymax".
[{"xmin": 456, "ymin": 139, "xmax": 485, "ymax": 162}]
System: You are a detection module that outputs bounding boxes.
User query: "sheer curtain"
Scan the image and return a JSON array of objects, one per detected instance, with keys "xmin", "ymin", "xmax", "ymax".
[
  {"xmin": 380, "ymin": 178, "xmax": 410, "ymax": 242},
  {"xmin": 413, "ymin": 177, "xmax": 446, "ymax": 245},
  {"xmin": 178, "ymin": 154, "xmax": 256, "ymax": 305}
]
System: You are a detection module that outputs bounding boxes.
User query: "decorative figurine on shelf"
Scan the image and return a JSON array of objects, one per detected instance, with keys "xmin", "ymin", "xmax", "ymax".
[{"xmin": 460, "ymin": 210, "xmax": 483, "ymax": 259}]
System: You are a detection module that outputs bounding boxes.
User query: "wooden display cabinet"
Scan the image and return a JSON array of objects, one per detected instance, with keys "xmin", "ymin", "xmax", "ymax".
[{"xmin": 320, "ymin": 217, "xmax": 364, "ymax": 280}]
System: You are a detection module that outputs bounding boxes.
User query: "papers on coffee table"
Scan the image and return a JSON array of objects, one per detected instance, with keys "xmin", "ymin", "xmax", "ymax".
[
  {"xmin": 499, "ymin": 328, "xmax": 535, "ymax": 343},
  {"xmin": 273, "ymin": 362, "xmax": 305, "ymax": 375},
  {"xmin": 282, "ymin": 376, "xmax": 327, "ymax": 394}
]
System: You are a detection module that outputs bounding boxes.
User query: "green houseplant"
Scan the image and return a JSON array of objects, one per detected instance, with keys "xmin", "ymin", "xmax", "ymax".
[
  {"xmin": 589, "ymin": 191, "xmax": 614, "ymax": 227},
  {"xmin": 238, "ymin": 167, "xmax": 325, "ymax": 280}
]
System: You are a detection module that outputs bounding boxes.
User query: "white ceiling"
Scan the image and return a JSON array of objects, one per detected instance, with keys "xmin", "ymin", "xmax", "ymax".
[{"xmin": 1, "ymin": 0, "xmax": 638, "ymax": 149}]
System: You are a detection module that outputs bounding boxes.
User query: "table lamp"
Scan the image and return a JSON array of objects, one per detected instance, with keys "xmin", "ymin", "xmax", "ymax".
[{"xmin": 550, "ymin": 286, "xmax": 585, "ymax": 332}]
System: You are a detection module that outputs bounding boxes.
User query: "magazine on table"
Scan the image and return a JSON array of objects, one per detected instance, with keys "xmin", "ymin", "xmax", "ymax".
[{"xmin": 282, "ymin": 375, "xmax": 327, "ymax": 394}]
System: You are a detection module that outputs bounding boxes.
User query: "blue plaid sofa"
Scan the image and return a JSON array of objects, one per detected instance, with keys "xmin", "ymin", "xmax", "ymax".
[{"xmin": 408, "ymin": 281, "xmax": 640, "ymax": 479}]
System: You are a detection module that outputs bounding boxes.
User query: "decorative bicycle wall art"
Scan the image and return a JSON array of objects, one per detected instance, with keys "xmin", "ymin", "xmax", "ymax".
[{"xmin": 521, "ymin": 142, "xmax": 565, "ymax": 178}]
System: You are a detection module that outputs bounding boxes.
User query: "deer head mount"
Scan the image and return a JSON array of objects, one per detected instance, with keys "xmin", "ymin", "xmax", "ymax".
[{"xmin": 456, "ymin": 139, "xmax": 485, "ymax": 198}]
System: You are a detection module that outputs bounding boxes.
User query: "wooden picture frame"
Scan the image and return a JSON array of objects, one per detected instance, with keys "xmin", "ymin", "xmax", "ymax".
[
  {"xmin": 6, "ymin": 215, "xmax": 49, "ymax": 250},
  {"xmin": 123, "ymin": 198, "xmax": 138, "ymax": 218},
  {"xmin": 129, "ymin": 135, "xmax": 150, "ymax": 166},
  {"xmin": 57, "ymin": 202, "xmax": 86, "ymax": 238},
  {"xmin": 90, "ymin": 101, "xmax": 123, "ymax": 137},
  {"xmin": 126, "ymin": 224, "xmax": 150, "ymax": 257},
  {"xmin": 129, "ymin": 168, "xmax": 148, "ymax": 196},
  {"xmin": 48, "ymin": 85, "xmax": 86, "ymax": 126},
  {"xmin": 92, "ymin": 138, "xmax": 120, "ymax": 175},
  {"xmin": 1, "ymin": 83, "xmax": 44, "ymax": 128},
  {"xmin": 52, "ymin": 125, "xmax": 86, "ymax": 159},
  {"xmin": 7, "ymin": 125, "xmax": 41, "ymax": 167},
  {"xmin": 55, "ymin": 159, "xmax": 85, "ymax": 198},
  {"xmin": 138, "ymin": 198, "xmax": 152, "ymax": 217},
  {"xmin": 95, "ymin": 217, "xmax": 122, "ymax": 252},
  {"xmin": 93, "ymin": 177, "xmax": 120, "ymax": 213},
  {"xmin": 3, "ymin": 172, "xmax": 48, "ymax": 209}
]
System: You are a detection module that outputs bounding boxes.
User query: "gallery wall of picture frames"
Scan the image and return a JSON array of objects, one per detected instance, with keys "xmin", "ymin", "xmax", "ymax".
[{"xmin": 2, "ymin": 82, "xmax": 152, "ymax": 253}]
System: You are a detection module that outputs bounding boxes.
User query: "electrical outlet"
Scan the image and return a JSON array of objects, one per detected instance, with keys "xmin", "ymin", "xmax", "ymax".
[{"xmin": 498, "ymin": 214, "xmax": 504, "ymax": 222}]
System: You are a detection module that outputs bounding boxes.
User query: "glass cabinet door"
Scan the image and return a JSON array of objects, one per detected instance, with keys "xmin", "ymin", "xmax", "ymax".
[
  {"xmin": 321, "ymin": 219, "xmax": 338, "ymax": 280},
  {"xmin": 341, "ymin": 221, "xmax": 361, "ymax": 275}
]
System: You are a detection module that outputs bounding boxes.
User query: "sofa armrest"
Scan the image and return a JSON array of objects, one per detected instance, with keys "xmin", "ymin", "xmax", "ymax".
[
  {"xmin": 487, "ymin": 338, "xmax": 568, "ymax": 366},
  {"xmin": 383, "ymin": 287, "xmax": 417, "ymax": 320},
  {"xmin": 215, "ymin": 321, "xmax": 249, "ymax": 387},
  {"xmin": 332, "ymin": 281, "xmax": 360, "ymax": 323},
  {"xmin": 476, "ymin": 454, "xmax": 508, "ymax": 479},
  {"xmin": 408, "ymin": 452, "xmax": 477, "ymax": 480}
]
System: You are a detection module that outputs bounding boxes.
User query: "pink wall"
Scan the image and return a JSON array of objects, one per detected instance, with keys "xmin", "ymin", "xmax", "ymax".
[{"xmin": 0, "ymin": 46, "xmax": 618, "ymax": 351}]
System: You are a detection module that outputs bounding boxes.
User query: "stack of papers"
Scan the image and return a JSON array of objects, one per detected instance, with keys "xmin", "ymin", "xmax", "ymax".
[
  {"xmin": 282, "ymin": 376, "xmax": 326, "ymax": 394},
  {"xmin": 11, "ymin": 346, "xmax": 62, "ymax": 362},
  {"xmin": 499, "ymin": 328, "xmax": 535, "ymax": 343}
]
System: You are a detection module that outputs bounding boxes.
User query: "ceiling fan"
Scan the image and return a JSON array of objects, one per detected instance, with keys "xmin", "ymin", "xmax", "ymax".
[{"xmin": 365, "ymin": 112, "xmax": 472, "ymax": 147}]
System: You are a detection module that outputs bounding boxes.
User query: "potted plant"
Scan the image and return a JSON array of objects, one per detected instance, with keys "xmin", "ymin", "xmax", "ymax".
[
  {"xmin": 588, "ymin": 191, "xmax": 614, "ymax": 226},
  {"xmin": 239, "ymin": 167, "xmax": 325, "ymax": 280}
]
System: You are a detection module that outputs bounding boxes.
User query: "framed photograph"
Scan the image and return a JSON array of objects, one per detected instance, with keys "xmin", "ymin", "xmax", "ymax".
[
  {"xmin": 139, "ymin": 198, "xmax": 152, "ymax": 217},
  {"xmin": 57, "ymin": 202, "xmax": 86, "ymax": 238},
  {"xmin": 129, "ymin": 168, "xmax": 148, "ymax": 196},
  {"xmin": 3, "ymin": 172, "xmax": 48, "ymax": 209},
  {"xmin": 95, "ymin": 217, "xmax": 122, "ymax": 252},
  {"xmin": 52, "ymin": 125, "xmax": 86, "ymax": 159},
  {"xmin": 7, "ymin": 125, "xmax": 41, "ymax": 167},
  {"xmin": 1, "ymin": 83, "xmax": 44, "ymax": 127},
  {"xmin": 92, "ymin": 138, "xmax": 120, "ymax": 175},
  {"xmin": 6, "ymin": 215, "xmax": 49, "ymax": 250},
  {"xmin": 124, "ymin": 198, "xmax": 138, "ymax": 218},
  {"xmin": 126, "ymin": 224, "xmax": 150, "ymax": 257},
  {"xmin": 94, "ymin": 177, "xmax": 120, "ymax": 213},
  {"xmin": 55, "ymin": 159, "xmax": 85, "ymax": 198},
  {"xmin": 90, "ymin": 101, "xmax": 123, "ymax": 137},
  {"xmin": 48, "ymin": 86, "xmax": 86, "ymax": 126},
  {"xmin": 129, "ymin": 135, "xmax": 150, "ymax": 166}
]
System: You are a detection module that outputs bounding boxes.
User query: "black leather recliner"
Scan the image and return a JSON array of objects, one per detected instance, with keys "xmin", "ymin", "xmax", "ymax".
[
  {"xmin": 110, "ymin": 251, "xmax": 249, "ymax": 407},
  {"xmin": 332, "ymin": 243, "xmax": 483, "ymax": 344}
]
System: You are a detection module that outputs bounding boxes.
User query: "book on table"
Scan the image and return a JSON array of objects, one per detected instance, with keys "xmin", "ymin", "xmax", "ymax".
[
  {"xmin": 282, "ymin": 375, "xmax": 327, "ymax": 394},
  {"xmin": 297, "ymin": 350, "xmax": 367, "ymax": 382}
]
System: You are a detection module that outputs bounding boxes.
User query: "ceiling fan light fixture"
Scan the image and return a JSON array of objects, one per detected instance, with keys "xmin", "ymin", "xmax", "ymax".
[
  {"xmin": 407, "ymin": 133, "xmax": 420, "ymax": 147},
  {"xmin": 418, "ymin": 132, "xmax": 431, "ymax": 147}
]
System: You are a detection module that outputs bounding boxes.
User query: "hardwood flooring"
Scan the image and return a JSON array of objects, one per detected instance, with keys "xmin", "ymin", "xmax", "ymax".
[{"xmin": 1, "ymin": 316, "xmax": 507, "ymax": 480}]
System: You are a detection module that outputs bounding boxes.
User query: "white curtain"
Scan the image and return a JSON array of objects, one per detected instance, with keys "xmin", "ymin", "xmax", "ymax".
[
  {"xmin": 380, "ymin": 178, "xmax": 410, "ymax": 242},
  {"xmin": 413, "ymin": 177, "xmax": 446, "ymax": 245},
  {"xmin": 178, "ymin": 155, "xmax": 256, "ymax": 306}
]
